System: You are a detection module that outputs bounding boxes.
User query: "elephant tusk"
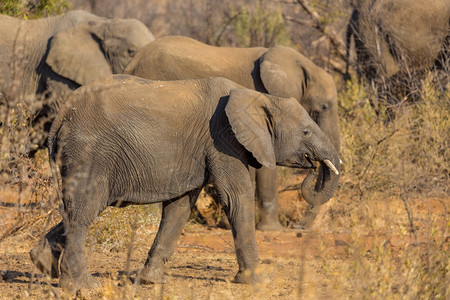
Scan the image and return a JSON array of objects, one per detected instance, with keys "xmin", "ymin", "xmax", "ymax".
[
  {"xmin": 339, "ymin": 158, "xmax": 343, "ymax": 164},
  {"xmin": 324, "ymin": 159, "xmax": 339, "ymax": 175}
]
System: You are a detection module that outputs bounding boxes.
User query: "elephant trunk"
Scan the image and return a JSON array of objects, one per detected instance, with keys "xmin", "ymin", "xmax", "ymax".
[{"xmin": 301, "ymin": 152, "xmax": 341, "ymax": 207}]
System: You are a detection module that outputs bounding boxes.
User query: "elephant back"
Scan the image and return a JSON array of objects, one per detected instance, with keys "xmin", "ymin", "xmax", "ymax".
[
  {"xmin": 363, "ymin": 0, "xmax": 450, "ymax": 71},
  {"xmin": 125, "ymin": 35, "xmax": 267, "ymax": 90}
]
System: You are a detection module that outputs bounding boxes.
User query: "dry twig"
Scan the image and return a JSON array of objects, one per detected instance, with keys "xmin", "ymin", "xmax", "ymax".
[{"xmin": 294, "ymin": 0, "xmax": 347, "ymax": 61}]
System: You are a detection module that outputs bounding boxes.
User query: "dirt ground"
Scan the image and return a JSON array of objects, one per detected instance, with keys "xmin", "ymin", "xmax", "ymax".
[
  {"xmin": 0, "ymin": 222, "xmax": 345, "ymax": 299},
  {"xmin": 0, "ymin": 177, "xmax": 447, "ymax": 299}
]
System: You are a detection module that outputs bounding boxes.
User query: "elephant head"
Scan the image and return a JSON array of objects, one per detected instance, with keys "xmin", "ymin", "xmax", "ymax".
[
  {"xmin": 45, "ymin": 18, "xmax": 155, "ymax": 86},
  {"xmin": 258, "ymin": 46, "xmax": 341, "ymax": 205},
  {"xmin": 259, "ymin": 46, "xmax": 340, "ymax": 152},
  {"xmin": 225, "ymin": 89, "xmax": 341, "ymax": 206}
]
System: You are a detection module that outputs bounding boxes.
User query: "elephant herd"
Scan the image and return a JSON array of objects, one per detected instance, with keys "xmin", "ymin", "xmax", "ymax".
[{"xmin": 2, "ymin": 7, "xmax": 404, "ymax": 290}]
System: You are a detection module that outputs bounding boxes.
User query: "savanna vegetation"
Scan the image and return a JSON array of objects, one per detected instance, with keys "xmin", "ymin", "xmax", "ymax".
[{"xmin": 0, "ymin": 0, "xmax": 448, "ymax": 299}]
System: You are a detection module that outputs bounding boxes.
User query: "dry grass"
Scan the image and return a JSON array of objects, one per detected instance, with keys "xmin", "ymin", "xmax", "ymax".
[
  {"xmin": 311, "ymin": 73, "xmax": 449, "ymax": 299},
  {"xmin": 336, "ymin": 72, "xmax": 449, "ymax": 221}
]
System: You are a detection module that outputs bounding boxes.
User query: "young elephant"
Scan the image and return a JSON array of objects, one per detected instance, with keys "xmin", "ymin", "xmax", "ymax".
[{"xmin": 30, "ymin": 75, "xmax": 340, "ymax": 290}]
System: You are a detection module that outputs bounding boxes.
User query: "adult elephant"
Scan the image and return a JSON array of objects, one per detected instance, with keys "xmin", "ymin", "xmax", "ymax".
[
  {"xmin": 346, "ymin": 0, "xmax": 449, "ymax": 98},
  {"xmin": 124, "ymin": 35, "xmax": 341, "ymax": 231},
  {"xmin": 30, "ymin": 75, "xmax": 341, "ymax": 289},
  {"xmin": 0, "ymin": 10, "xmax": 154, "ymax": 147}
]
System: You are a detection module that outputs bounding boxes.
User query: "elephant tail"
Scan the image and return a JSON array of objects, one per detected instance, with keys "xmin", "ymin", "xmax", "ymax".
[{"xmin": 47, "ymin": 119, "xmax": 64, "ymax": 219}]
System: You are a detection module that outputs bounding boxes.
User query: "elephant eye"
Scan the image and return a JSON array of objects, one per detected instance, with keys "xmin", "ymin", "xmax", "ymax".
[
  {"xmin": 128, "ymin": 49, "xmax": 137, "ymax": 57},
  {"xmin": 321, "ymin": 104, "xmax": 329, "ymax": 111},
  {"xmin": 302, "ymin": 128, "xmax": 311, "ymax": 136}
]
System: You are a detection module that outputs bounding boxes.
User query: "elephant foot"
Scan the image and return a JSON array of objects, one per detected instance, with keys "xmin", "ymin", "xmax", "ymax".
[
  {"xmin": 256, "ymin": 218, "xmax": 284, "ymax": 231},
  {"xmin": 232, "ymin": 269, "xmax": 258, "ymax": 284},
  {"xmin": 59, "ymin": 273, "xmax": 101, "ymax": 292},
  {"xmin": 29, "ymin": 241, "xmax": 60, "ymax": 278},
  {"xmin": 137, "ymin": 265, "xmax": 166, "ymax": 284}
]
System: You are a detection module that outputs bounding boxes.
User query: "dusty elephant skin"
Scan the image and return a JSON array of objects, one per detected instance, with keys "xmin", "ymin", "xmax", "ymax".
[
  {"xmin": 124, "ymin": 35, "xmax": 341, "ymax": 230},
  {"xmin": 29, "ymin": 75, "xmax": 340, "ymax": 291},
  {"xmin": 0, "ymin": 10, "xmax": 154, "ymax": 102},
  {"xmin": 0, "ymin": 10, "xmax": 154, "ymax": 148},
  {"xmin": 346, "ymin": 0, "xmax": 450, "ymax": 83}
]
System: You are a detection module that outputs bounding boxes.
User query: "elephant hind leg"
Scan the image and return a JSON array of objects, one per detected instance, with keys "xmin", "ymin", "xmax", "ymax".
[
  {"xmin": 139, "ymin": 190, "xmax": 200, "ymax": 285},
  {"xmin": 30, "ymin": 221, "xmax": 66, "ymax": 278},
  {"xmin": 58, "ymin": 176, "xmax": 108, "ymax": 290}
]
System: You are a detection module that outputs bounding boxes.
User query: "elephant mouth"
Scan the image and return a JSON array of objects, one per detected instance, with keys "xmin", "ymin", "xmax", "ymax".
[
  {"xmin": 303, "ymin": 153, "xmax": 315, "ymax": 169},
  {"xmin": 277, "ymin": 152, "xmax": 316, "ymax": 169}
]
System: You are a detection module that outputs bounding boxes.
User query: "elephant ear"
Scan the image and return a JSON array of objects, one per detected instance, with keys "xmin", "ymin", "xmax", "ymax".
[
  {"xmin": 225, "ymin": 89, "xmax": 276, "ymax": 169},
  {"xmin": 46, "ymin": 22, "xmax": 112, "ymax": 86},
  {"xmin": 260, "ymin": 46, "xmax": 309, "ymax": 101}
]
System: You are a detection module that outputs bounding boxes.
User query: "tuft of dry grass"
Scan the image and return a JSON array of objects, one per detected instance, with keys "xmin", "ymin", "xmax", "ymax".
[{"xmin": 89, "ymin": 205, "xmax": 161, "ymax": 252}]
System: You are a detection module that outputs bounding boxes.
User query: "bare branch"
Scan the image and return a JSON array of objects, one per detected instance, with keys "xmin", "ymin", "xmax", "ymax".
[
  {"xmin": 279, "ymin": 183, "xmax": 302, "ymax": 193},
  {"xmin": 213, "ymin": 11, "xmax": 240, "ymax": 46},
  {"xmin": 319, "ymin": 57, "xmax": 347, "ymax": 76},
  {"xmin": 283, "ymin": 15, "xmax": 314, "ymax": 27},
  {"xmin": 295, "ymin": 0, "xmax": 347, "ymax": 61}
]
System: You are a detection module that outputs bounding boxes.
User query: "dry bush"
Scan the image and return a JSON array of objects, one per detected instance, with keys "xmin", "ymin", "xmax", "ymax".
[
  {"xmin": 0, "ymin": 0, "xmax": 72, "ymax": 243},
  {"xmin": 88, "ymin": 205, "xmax": 160, "ymax": 252},
  {"xmin": 338, "ymin": 73, "xmax": 449, "ymax": 206},
  {"xmin": 0, "ymin": 56, "xmax": 55, "ymax": 244},
  {"xmin": 70, "ymin": 0, "xmax": 290, "ymax": 45},
  {"xmin": 311, "ymin": 72, "xmax": 449, "ymax": 298},
  {"xmin": 316, "ymin": 70, "xmax": 449, "ymax": 232}
]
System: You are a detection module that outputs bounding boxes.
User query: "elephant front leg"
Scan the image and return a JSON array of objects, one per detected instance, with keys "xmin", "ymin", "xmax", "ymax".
[
  {"xmin": 30, "ymin": 221, "xmax": 66, "ymax": 278},
  {"xmin": 139, "ymin": 191, "xmax": 199, "ymax": 284},
  {"xmin": 255, "ymin": 167, "xmax": 283, "ymax": 231},
  {"xmin": 220, "ymin": 189, "xmax": 259, "ymax": 283}
]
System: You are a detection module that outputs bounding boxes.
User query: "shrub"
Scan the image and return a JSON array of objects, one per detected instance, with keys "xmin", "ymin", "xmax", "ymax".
[
  {"xmin": 0, "ymin": 0, "xmax": 71, "ymax": 242},
  {"xmin": 0, "ymin": 0, "xmax": 71, "ymax": 18},
  {"xmin": 316, "ymin": 73, "xmax": 449, "ymax": 298},
  {"xmin": 231, "ymin": 0, "xmax": 291, "ymax": 48},
  {"xmin": 338, "ymin": 72, "xmax": 449, "ymax": 205}
]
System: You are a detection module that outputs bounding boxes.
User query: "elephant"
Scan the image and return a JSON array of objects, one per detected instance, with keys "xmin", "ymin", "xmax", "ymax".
[
  {"xmin": 29, "ymin": 75, "xmax": 341, "ymax": 290},
  {"xmin": 124, "ymin": 35, "xmax": 341, "ymax": 231},
  {"xmin": 345, "ymin": 0, "xmax": 450, "ymax": 102},
  {"xmin": 0, "ymin": 10, "xmax": 154, "ymax": 148}
]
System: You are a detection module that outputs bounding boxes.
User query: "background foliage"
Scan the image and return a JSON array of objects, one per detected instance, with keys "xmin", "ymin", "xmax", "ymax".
[{"xmin": 0, "ymin": 0, "xmax": 71, "ymax": 18}]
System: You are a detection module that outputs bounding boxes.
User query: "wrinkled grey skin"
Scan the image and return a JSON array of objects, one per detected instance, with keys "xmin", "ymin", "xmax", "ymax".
[
  {"xmin": 346, "ymin": 0, "xmax": 450, "ymax": 83},
  {"xmin": 0, "ymin": 10, "xmax": 154, "ymax": 128},
  {"xmin": 0, "ymin": 10, "xmax": 154, "ymax": 100},
  {"xmin": 30, "ymin": 75, "xmax": 340, "ymax": 290},
  {"xmin": 124, "ymin": 35, "xmax": 341, "ymax": 231}
]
